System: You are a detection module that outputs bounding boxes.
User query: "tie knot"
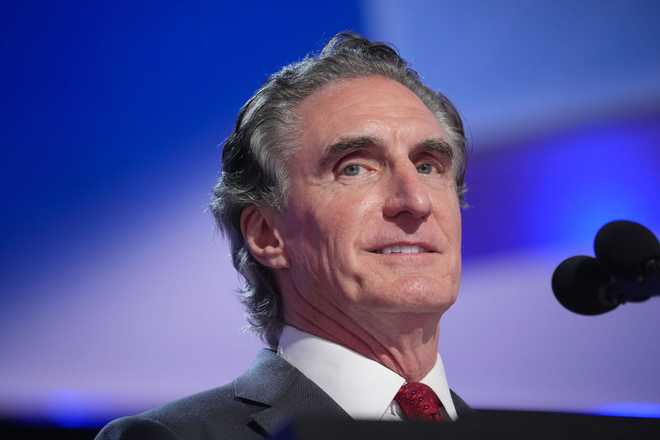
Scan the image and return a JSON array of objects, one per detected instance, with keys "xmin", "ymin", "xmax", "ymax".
[{"xmin": 394, "ymin": 382, "xmax": 446, "ymax": 422}]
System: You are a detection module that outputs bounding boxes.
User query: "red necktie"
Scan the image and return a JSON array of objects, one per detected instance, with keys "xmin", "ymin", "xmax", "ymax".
[{"xmin": 394, "ymin": 382, "xmax": 447, "ymax": 422}]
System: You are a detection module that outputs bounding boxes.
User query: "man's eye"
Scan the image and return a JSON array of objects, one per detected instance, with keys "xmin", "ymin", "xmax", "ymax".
[
  {"xmin": 340, "ymin": 163, "xmax": 364, "ymax": 176},
  {"xmin": 416, "ymin": 162, "xmax": 436, "ymax": 174}
]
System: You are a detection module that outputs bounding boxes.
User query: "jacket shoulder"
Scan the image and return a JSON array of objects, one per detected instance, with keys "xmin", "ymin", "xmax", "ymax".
[
  {"xmin": 95, "ymin": 414, "xmax": 181, "ymax": 440},
  {"xmin": 96, "ymin": 383, "xmax": 265, "ymax": 440}
]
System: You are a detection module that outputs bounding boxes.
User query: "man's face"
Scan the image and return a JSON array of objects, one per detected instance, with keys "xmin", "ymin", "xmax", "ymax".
[{"xmin": 273, "ymin": 75, "xmax": 461, "ymax": 320}]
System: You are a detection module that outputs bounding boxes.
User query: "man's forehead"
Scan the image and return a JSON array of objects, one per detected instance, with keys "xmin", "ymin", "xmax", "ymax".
[
  {"xmin": 297, "ymin": 75, "xmax": 438, "ymax": 120},
  {"xmin": 294, "ymin": 76, "xmax": 448, "ymax": 155}
]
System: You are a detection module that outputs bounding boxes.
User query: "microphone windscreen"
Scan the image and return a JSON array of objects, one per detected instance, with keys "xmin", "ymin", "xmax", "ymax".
[
  {"xmin": 594, "ymin": 220, "xmax": 660, "ymax": 277},
  {"xmin": 551, "ymin": 255, "xmax": 616, "ymax": 315}
]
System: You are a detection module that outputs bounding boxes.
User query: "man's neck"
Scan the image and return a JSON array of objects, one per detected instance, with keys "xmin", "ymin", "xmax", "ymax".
[{"xmin": 284, "ymin": 306, "xmax": 441, "ymax": 382}]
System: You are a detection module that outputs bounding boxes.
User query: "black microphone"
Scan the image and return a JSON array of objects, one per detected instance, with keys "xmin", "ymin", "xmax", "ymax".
[{"xmin": 552, "ymin": 220, "xmax": 660, "ymax": 315}]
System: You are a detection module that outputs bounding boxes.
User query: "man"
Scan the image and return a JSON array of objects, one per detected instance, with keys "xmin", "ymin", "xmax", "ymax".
[{"xmin": 96, "ymin": 31, "xmax": 470, "ymax": 440}]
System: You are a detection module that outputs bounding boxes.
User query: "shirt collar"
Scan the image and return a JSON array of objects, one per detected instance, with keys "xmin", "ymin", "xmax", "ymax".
[{"xmin": 277, "ymin": 325, "xmax": 457, "ymax": 420}]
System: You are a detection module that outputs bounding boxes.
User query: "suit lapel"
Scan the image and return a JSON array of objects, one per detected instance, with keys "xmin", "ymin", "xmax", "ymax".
[
  {"xmin": 234, "ymin": 349, "xmax": 351, "ymax": 436},
  {"xmin": 450, "ymin": 389, "xmax": 473, "ymax": 417}
]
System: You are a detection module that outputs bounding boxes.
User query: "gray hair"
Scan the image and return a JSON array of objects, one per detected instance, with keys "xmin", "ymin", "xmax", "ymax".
[{"xmin": 210, "ymin": 32, "xmax": 467, "ymax": 347}]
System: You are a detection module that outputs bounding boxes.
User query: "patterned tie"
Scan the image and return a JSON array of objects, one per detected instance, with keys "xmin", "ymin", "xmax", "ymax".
[{"xmin": 394, "ymin": 382, "xmax": 447, "ymax": 422}]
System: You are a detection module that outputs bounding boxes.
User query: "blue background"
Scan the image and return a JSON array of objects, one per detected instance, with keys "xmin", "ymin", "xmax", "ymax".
[{"xmin": 2, "ymin": 0, "xmax": 659, "ymax": 426}]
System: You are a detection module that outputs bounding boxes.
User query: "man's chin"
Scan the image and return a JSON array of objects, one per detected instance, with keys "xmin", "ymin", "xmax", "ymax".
[{"xmin": 354, "ymin": 284, "xmax": 458, "ymax": 315}]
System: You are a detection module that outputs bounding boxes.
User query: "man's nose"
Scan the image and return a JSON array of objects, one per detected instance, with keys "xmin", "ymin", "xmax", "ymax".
[{"xmin": 382, "ymin": 164, "xmax": 432, "ymax": 220}]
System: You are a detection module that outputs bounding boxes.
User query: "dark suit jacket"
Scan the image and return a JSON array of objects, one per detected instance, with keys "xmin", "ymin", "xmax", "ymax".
[{"xmin": 96, "ymin": 349, "xmax": 472, "ymax": 440}]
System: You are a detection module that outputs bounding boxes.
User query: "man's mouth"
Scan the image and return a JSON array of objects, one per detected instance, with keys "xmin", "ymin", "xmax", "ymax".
[{"xmin": 372, "ymin": 245, "xmax": 432, "ymax": 255}]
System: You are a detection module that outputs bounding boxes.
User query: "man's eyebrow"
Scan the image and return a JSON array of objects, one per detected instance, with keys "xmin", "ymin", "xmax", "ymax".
[
  {"xmin": 317, "ymin": 136, "xmax": 455, "ymax": 170},
  {"xmin": 415, "ymin": 138, "xmax": 455, "ymax": 161},
  {"xmin": 318, "ymin": 136, "xmax": 383, "ymax": 170}
]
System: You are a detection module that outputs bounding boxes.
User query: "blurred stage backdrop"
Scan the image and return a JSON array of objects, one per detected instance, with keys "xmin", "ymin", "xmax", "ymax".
[{"xmin": 3, "ymin": 0, "xmax": 660, "ymax": 428}]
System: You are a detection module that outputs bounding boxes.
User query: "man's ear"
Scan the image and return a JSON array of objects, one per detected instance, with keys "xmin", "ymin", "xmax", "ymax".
[{"xmin": 240, "ymin": 205, "xmax": 289, "ymax": 269}]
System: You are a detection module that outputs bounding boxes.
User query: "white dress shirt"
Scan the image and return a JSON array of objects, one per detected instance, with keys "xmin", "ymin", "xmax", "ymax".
[{"xmin": 277, "ymin": 325, "xmax": 458, "ymax": 421}]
